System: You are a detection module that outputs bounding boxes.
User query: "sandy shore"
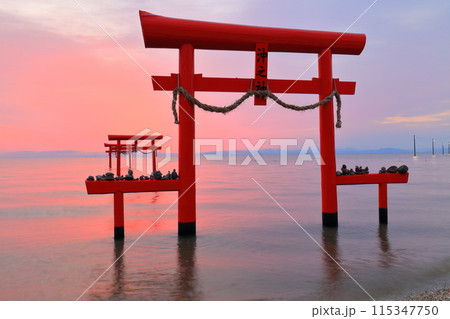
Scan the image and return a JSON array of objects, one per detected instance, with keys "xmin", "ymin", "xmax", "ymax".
[{"xmin": 402, "ymin": 286, "xmax": 449, "ymax": 301}]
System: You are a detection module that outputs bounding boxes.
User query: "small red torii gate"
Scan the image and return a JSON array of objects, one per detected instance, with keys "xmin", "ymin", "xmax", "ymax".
[
  {"xmin": 104, "ymin": 143, "xmax": 133, "ymax": 172},
  {"xmin": 86, "ymin": 11, "xmax": 408, "ymax": 239},
  {"xmin": 104, "ymin": 139, "xmax": 160, "ymax": 174},
  {"xmin": 107, "ymin": 134, "xmax": 162, "ymax": 177},
  {"xmin": 87, "ymin": 134, "xmax": 165, "ymax": 239}
]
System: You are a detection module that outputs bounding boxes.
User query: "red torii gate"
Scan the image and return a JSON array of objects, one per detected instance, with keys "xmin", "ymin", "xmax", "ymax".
[
  {"xmin": 108, "ymin": 134, "xmax": 163, "ymax": 177},
  {"xmin": 87, "ymin": 134, "xmax": 165, "ymax": 239},
  {"xmin": 87, "ymin": 11, "xmax": 408, "ymax": 240},
  {"xmin": 138, "ymin": 11, "xmax": 407, "ymax": 234},
  {"xmin": 104, "ymin": 143, "xmax": 133, "ymax": 172},
  {"xmin": 104, "ymin": 139, "xmax": 161, "ymax": 174}
]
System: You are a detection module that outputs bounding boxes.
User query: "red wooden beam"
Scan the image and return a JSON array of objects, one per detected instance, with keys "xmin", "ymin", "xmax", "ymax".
[
  {"xmin": 105, "ymin": 147, "xmax": 135, "ymax": 151},
  {"xmin": 139, "ymin": 11, "xmax": 366, "ymax": 55},
  {"xmin": 86, "ymin": 180, "xmax": 180, "ymax": 194},
  {"xmin": 105, "ymin": 143, "xmax": 161, "ymax": 152},
  {"xmin": 105, "ymin": 144, "xmax": 135, "ymax": 151},
  {"xmin": 104, "ymin": 142, "xmax": 135, "ymax": 147},
  {"xmin": 108, "ymin": 134, "xmax": 163, "ymax": 141},
  {"xmin": 138, "ymin": 145, "xmax": 161, "ymax": 151},
  {"xmin": 152, "ymin": 74, "xmax": 356, "ymax": 94},
  {"xmin": 336, "ymin": 173, "xmax": 409, "ymax": 185}
]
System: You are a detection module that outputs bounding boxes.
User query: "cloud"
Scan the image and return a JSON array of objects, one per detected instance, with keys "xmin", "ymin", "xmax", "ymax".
[
  {"xmin": 383, "ymin": 2, "xmax": 449, "ymax": 31},
  {"xmin": 438, "ymin": 99, "xmax": 450, "ymax": 104},
  {"xmin": 379, "ymin": 110, "xmax": 450, "ymax": 125},
  {"xmin": 0, "ymin": 0, "xmax": 139, "ymax": 40},
  {"xmin": 0, "ymin": 0, "xmax": 255, "ymax": 41}
]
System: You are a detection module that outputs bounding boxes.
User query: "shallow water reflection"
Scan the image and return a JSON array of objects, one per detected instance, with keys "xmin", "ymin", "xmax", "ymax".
[
  {"xmin": 174, "ymin": 236, "xmax": 201, "ymax": 300},
  {"xmin": 112, "ymin": 239, "xmax": 126, "ymax": 298},
  {"xmin": 0, "ymin": 154, "xmax": 449, "ymax": 300},
  {"xmin": 377, "ymin": 225, "xmax": 394, "ymax": 268},
  {"xmin": 97, "ymin": 236, "xmax": 201, "ymax": 301},
  {"xmin": 322, "ymin": 227, "xmax": 341, "ymax": 283}
]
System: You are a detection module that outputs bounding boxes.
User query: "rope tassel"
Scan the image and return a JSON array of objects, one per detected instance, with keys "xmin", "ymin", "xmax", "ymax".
[{"xmin": 172, "ymin": 87, "xmax": 342, "ymax": 128}]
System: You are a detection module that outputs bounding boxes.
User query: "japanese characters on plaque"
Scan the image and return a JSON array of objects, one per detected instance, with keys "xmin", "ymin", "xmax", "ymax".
[{"xmin": 254, "ymin": 43, "xmax": 268, "ymax": 105}]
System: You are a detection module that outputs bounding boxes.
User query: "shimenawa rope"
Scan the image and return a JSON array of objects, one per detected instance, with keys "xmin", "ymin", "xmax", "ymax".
[{"xmin": 171, "ymin": 87, "xmax": 342, "ymax": 128}]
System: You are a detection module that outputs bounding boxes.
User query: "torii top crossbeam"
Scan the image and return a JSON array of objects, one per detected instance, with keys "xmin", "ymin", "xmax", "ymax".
[{"xmin": 139, "ymin": 11, "xmax": 365, "ymax": 54}]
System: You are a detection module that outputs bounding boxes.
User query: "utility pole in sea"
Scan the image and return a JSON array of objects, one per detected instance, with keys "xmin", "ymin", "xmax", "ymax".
[
  {"xmin": 432, "ymin": 139, "xmax": 435, "ymax": 156},
  {"xmin": 413, "ymin": 135, "xmax": 416, "ymax": 157}
]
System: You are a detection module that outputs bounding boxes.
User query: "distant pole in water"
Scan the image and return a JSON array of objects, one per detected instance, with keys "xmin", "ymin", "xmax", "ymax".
[
  {"xmin": 413, "ymin": 135, "xmax": 416, "ymax": 157},
  {"xmin": 432, "ymin": 139, "xmax": 435, "ymax": 155},
  {"xmin": 448, "ymin": 142, "xmax": 450, "ymax": 155},
  {"xmin": 442, "ymin": 143, "xmax": 445, "ymax": 155}
]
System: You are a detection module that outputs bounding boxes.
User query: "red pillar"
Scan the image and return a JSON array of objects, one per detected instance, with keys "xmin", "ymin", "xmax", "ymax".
[
  {"xmin": 128, "ymin": 151, "xmax": 132, "ymax": 169},
  {"xmin": 378, "ymin": 183, "xmax": 388, "ymax": 224},
  {"xmin": 108, "ymin": 151, "xmax": 112, "ymax": 170},
  {"xmin": 114, "ymin": 192, "xmax": 124, "ymax": 239},
  {"xmin": 318, "ymin": 49, "xmax": 338, "ymax": 226},
  {"xmin": 116, "ymin": 141, "xmax": 121, "ymax": 176},
  {"xmin": 178, "ymin": 43, "xmax": 196, "ymax": 235},
  {"xmin": 152, "ymin": 140, "xmax": 157, "ymax": 173},
  {"xmin": 143, "ymin": 150, "xmax": 148, "ymax": 174},
  {"xmin": 133, "ymin": 141, "xmax": 138, "ymax": 171}
]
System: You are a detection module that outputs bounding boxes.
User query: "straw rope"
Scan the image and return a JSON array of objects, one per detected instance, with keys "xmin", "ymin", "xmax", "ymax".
[{"xmin": 171, "ymin": 87, "xmax": 343, "ymax": 128}]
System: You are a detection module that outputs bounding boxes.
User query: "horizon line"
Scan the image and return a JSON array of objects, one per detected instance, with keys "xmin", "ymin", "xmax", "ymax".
[{"xmin": 0, "ymin": 148, "xmax": 443, "ymax": 159}]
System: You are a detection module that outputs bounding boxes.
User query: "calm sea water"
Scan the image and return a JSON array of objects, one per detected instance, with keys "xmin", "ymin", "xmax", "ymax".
[{"xmin": 0, "ymin": 153, "xmax": 448, "ymax": 300}]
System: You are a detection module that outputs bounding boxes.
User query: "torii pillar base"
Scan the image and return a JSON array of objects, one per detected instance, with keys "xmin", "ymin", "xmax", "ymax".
[
  {"xmin": 322, "ymin": 212, "xmax": 338, "ymax": 227},
  {"xmin": 114, "ymin": 192, "xmax": 125, "ymax": 240},
  {"xmin": 378, "ymin": 183, "xmax": 388, "ymax": 224},
  {"xmin": 178, "ymin": 222, "xmax": 196, "ymax": 236},
  {"xmin": 114, "ymin": 226, "xmax": 125, "ymax": 239}
]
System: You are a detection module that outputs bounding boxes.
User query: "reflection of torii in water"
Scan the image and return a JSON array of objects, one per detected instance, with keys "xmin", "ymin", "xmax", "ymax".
[
  {"xmin": 377, "ymin": 224, "xmax": 395, "ymax": 268},
  {"xmin": 110, "ymin": 237, "xmax": 200, "ymax": 300},
  {"xmin": 84, "ymin": 237, "xmax": 201, "ymax": 300},
  {"xmin": 319, "ymin": 226, "xmax": 396, "ymax": 300}
]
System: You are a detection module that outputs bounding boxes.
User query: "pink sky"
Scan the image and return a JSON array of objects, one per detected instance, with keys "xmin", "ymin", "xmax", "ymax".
[{"xmin": 1, "ymin": 0, "xmax": 449, "ymax": 153}]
